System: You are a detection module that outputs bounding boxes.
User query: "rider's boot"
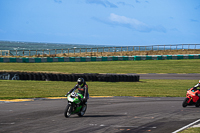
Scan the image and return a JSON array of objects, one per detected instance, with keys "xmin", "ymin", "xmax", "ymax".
[{"xmin": 80, "ymin": 101, "xmax": 87, "ymax": 113}]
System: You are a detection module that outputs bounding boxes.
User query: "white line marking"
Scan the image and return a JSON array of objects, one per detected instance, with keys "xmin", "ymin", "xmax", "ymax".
[
  {"xmin": 111, "ymin": 125, "xmax": 138, "ymax": 128},
  {"xmin": 89, "ymin": 124, "xmax": 139, "ymax": 128},
  {"xmin": 0, "ymin": 122, "xmax": 15, "ymax": 125},
  {"xmin": 172, "ymin": 119, "xmax": 200, "ymax": 133}
]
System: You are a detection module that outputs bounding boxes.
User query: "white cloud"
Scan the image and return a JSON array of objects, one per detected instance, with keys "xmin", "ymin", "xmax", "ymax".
[
  {"xmin": 54, "ymin": 0, "xmax": 62, "ymax": 3},
  {"xmin": 86, "ymin": 0, "xmax": 118, "ymax": 8},
  {"xmin": 109, "ymin": 13, "xmax": 151, "ymax": 32},
  {"xmin": 117, "ymin": 2, "xmax": 134, "ymax": 8},
  {"xmin": 92, "ymin": 13, "xmax": 166, "ymax": 33},
  {"xmin": 190, "ymin": 19, "xmax": 199, "ymax": 22}
]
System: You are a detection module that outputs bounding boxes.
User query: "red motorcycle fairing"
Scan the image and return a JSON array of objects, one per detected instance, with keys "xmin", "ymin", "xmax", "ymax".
[{"xmin": 186, "ymin": 88, "xmax": 200, "ymax": 104}]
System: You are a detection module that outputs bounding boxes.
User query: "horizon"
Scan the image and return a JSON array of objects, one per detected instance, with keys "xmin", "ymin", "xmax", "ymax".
[{"xmin": 1, "ymin": 40, "xmax": 200, "ymax": 47}]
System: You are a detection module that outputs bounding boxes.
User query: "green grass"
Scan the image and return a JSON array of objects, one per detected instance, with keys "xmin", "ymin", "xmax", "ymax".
[
  {"xmin": 0, "ymin": 59, "xmax": 200, "ymax": 73},
  {"xmin": 180, "ymin": 127, "xmax": 200, "ymax": 133},
  {"xmin": 0, "ymin": 79, "xmax": 196, "ymax": 99},
  {"xmin": 0, "ymin": 59, "xmax": 199, "ymax": 99}
]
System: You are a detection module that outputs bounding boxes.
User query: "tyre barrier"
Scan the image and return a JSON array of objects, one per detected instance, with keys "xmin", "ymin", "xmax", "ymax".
[{"xmin": 0, "ymin": 72, "xmax": 139, "ymax": 82}]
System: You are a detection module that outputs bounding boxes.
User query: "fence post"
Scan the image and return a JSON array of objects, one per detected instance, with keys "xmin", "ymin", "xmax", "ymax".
[
  {"xmin": 55, "ymin": 49, "xmax": 57, "ymax": 55},
  {"xmin": 182, "ymin": 44, "xmax": 183, "ymax": 50},
  {"xmin": 0, "ymin": 50, "xmax": 2, "ymax": 56},
  {"xmin": 86, "ymin": 48, "xmax": 87, "ymax": 53},
  {"xmin": 97, "ymin": 48, "xmax": 98, "ymax": 53},
  {"xmin": 139, "ymin": 46, "xmax": 140, "ymax": 51},
  {"xmin": 121, "ymin": 47, "xmax": 122, "ymax": 52},
  {"xmin": 49, "ymin": 49, "xmax": 50, "ymax": 55},
  {"xmin": 152, "ymin": 46, "xmax": 153, "ymax": 51},
  {"xmin": 188, "ymin": 44, "xmax": 190, "ymax": 50},
  {"xmin": 29, "ymin": 50, "xmax": 31, "ymax": 56},
  {"xmin": 36, "ymin": 50, "xmax": 37, "ymax": 55},
  {"xmin": 43, "ymin": 50, "xmax": 44, "ymax": 55},
  {"xmin": 164, "ymin": 45, "xmax": 165, "ymax": 51},
  {"xmin": 74, "ymin": 48, "xmax": 75, "ymax": 54},
  {"xmin": 145, "ymin": 46, "xmax": 146, "ymax": 51},
  {"xmin": 68, "ymin": 48, "xmax": 69, "ymax": 55},
  {"xmin": 108, "ymin": 47, "xmax": 110, "ymax": 52},
  {"xmin": 16, "ymin": 50, "xmax": 17, "ymax": 56},
  {"xmin": 80, "ymin": 48, "xmax": 81, "ymax": 54},
  {"xmin": 103, "ymin": 47, "xmax": 104, "ymax": 53},
  {"xmin": 115, "ymin": 47, "xmax": 116, "ymax": 52},
  {"xmin": 23, "ymin": 50, "xmax": 24, "ymax": 56},
  {"xmin": 61, "ymin": 49, "xmax": 63, "ymax": 54},
  {"xmin": 133, "ymin": 46, "xmax": 134, "ymax": 51}
]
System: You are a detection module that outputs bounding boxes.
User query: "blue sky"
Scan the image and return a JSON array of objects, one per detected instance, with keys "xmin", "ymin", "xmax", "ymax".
[{"xmin": 0, "ymin": 0, "xmax": 199, "ymax": 46}]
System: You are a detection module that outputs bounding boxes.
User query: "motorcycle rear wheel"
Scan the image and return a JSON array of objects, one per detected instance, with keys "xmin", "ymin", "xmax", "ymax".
[
  {"xmin": 195, "ymin": 103, "xmax": 200, "ymax": 107},
  {"xmin": 182, "ymin": 98, "xmax": 189, "ymax": 107},
  {"xmin": 195, "ymin": 101, "xmax": 200, "ymax": 107},
  {"xmin": 64, "ymin": 104, "xmax": 72, "ymax": 118}
]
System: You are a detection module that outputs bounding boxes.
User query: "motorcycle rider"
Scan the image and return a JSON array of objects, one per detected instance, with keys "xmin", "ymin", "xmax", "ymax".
[
  {"xmin": 193, "ymin": 80, "xmax": 200, "ymax": 90},
  {"xmin": 193, "ymin": 80, "xmax": 200, "ymax": 98},
  {"xmin": 65, "ymin": 78, "xmax": 89, "ymax": 111}
]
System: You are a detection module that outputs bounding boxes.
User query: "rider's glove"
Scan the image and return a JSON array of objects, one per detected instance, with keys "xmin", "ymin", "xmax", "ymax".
[
  {"xmin": 78, "ymin": 97, "xmax": 84, "ymax": 102},
  {"xmin": 78, "ymin": 96, "xmax": 82, "ymax": 101},
  {"xmin": 81, "ymin": 98, "xmax": 85, "ymax": 102},
  {"xmin": 77, "ymin": 96, "xmax": 85, "ymax": 102},
  {"xmin": 65, "ymin": 93, "xmax": 69, "ymax": 97}
]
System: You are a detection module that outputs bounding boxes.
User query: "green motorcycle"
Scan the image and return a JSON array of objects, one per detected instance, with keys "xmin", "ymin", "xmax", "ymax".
[{"xmin": 64, "ymin": 91, "xmax": 87, "ymax": 118}]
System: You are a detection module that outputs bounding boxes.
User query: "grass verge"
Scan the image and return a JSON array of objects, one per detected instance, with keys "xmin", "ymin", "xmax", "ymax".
[
  {"xmin": 0, "ymin": 59, "xmax": 200, "ymax": 74},
  {"xmin": 180, "ymin": 127, "xmax": 200, "ymax": 133},
  {"xmin": 0, "ymin": 79, "xmax": 196, "ymax": 100}
]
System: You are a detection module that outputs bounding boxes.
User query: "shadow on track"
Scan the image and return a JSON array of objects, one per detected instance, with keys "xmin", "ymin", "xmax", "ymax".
[{"xmin": 83, "ymin": 114, "xmax": 126, "ymax": 117}]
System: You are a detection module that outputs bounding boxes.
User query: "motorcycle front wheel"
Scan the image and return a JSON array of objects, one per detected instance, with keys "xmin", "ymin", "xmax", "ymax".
[
  {"xmin": 64, "ymin": 104, "xmax": 72, "ymax": 118},
  {"xmin": 182, "ymin": 98, "xmax": 189, "ymax": 107}
]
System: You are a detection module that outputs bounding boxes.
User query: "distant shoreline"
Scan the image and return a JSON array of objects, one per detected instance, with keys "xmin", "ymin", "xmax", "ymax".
[{"xmin": 1, "ymin": 49, "xmax": 200, "ymax": 58}]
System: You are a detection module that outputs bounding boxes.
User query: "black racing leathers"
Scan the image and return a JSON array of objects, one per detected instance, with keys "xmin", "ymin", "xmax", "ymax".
[{"xmin": 67, "ymin": 83, "xmax": 89, "ymax": 101}]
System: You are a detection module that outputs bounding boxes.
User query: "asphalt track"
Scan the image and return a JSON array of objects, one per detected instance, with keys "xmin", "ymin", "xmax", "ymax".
[
  {"xmin": 1, "ymin": 97, "xmax": 200, "ymax": 133},
  {"xmin": 1, "ymin": 74, "xmax": 200, "ymax": 133},
  {"xmin": 139, "ymin": 73, "xmax": 200, "ymax": 80}
]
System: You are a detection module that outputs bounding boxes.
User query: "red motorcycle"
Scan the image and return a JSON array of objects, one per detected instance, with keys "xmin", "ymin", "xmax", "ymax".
[{"xmin": 182, "ymin": 87, "xmax": 200, "ymax": 107}]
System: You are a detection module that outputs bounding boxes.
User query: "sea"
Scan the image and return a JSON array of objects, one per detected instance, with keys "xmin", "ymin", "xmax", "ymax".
[
  {"xmin": 0, "ymin": 41, "xmax": 198, "ymax": 56},
  {"xmin": 0, "ymin": 41, "xmax": 119, "ymax": 56},
  {"xmin": 0, "ymin": 41, "xmax": 114, "ymax": 51}
]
